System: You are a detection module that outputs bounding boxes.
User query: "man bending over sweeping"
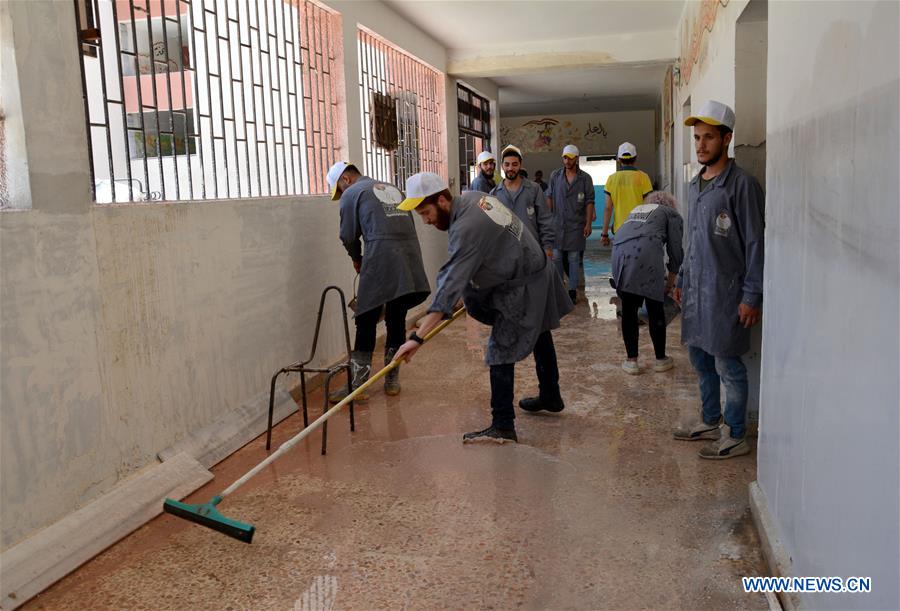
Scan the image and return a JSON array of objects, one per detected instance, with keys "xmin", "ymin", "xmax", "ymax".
[
  {"xmin": 392, "ymin": 172, "xmax": 573, "ymax": 444},
  {"xmin": 326, "ymin": 161, "xmax": 431, "ymax": 402}
]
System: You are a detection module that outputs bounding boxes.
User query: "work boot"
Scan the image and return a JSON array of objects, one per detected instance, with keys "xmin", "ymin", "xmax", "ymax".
[
  {"xmin": 384, "ymin": 346, "xmax": 401, "ymax": 396},
  {"xmin": 699, "ymin": 424, "xmax": 751, "ymax": 460},
  {"xmin": 328, "ymin": 351, "xmax": 373, "ymax": 403},
  {"xmin": 518, "ymin": 395, "xmax": 565, "ymax": 413},
  {"xmin": 672, "ymin": 416, "xmax": 721, "ymax": 441},
  {"xmin": 462, "ymin": 425, "xmax": 518, "ymax": 444}
]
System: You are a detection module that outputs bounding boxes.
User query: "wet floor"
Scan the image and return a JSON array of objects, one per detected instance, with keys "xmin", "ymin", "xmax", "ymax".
[{"xmin": 26, "ymin": 241, "xmax": 768, "ymax": 610}]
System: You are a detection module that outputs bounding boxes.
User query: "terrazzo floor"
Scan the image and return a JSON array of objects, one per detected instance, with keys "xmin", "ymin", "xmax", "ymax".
[{"xmin": 26, "ymin": 244, "xmax": 768, "ymax": 610}]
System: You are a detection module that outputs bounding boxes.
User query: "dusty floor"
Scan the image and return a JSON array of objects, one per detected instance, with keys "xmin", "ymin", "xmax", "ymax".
[{"xmin": 27, "ymin": 241, "xmax": 768, "ymax": 610}]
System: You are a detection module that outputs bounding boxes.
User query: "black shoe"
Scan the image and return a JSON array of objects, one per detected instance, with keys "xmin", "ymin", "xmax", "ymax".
[
  {"xmin": 568, "ymin": 289, "xmax": 577, "ymax": 303},
  {"xmin": 518, "ymin": 395, "xmax": 565, "ymax": 413},
  {"xmin": 462, "ymin": 426, "xmax": 518, "ymax": 444}
]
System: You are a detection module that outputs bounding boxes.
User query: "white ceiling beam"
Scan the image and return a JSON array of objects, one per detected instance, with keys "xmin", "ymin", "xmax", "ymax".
[{"xmin": 447, "ymin": 29, "xmax": 678, "ymax": 78}]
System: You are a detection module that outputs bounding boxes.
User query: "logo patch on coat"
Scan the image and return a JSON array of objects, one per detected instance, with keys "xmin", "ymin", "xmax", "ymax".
[
  {"xmin": 478, "ymin": 195, "xmax": 524, "ymax": 241},
  {"xmin": 714, "ymin": 212, "xmax": 732, "ymax": 236},
  {"xmin": 373, "ymin": 183, "xmax": 407, "ymax": 217}
]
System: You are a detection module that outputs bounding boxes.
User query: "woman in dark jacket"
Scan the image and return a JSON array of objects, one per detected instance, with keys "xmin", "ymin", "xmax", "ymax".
[{"xmin": 611, "ymin": 191, "xmax": 684, "ymax": 374}]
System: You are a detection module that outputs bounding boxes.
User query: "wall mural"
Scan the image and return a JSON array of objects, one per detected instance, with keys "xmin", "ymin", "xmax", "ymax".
[
  {"xmin": 678, "ymin": 0, "xmax": 730, "ymax": 88},
  {"xmin": 499, "ymin": 116, "xmax": 609, "ymax": 153}
]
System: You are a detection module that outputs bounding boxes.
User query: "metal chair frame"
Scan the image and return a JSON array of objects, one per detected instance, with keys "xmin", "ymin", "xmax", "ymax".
[{"xmin": 265, "ymin": 286, "xmax": 354, "ymax": 455}]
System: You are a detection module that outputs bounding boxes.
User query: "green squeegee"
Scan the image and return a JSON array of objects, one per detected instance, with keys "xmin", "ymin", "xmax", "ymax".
[{"xmin": 163, "ymin": 307, "xmax": 465, "ymax": 543}]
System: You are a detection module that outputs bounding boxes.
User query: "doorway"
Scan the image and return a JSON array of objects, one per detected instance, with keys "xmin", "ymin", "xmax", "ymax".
[{"xmin": 734, "ymin": 0, "xmax": 767, "ymax": 423}]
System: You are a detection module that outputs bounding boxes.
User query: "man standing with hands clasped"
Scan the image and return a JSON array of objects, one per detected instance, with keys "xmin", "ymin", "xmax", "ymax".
[
  {"xmin": 546, "ymin": 144, "xmax": 595, "ymax": 303},
  {"xmin": 672, "ymin": 100, "xmax": 765, "ymax": 460}
]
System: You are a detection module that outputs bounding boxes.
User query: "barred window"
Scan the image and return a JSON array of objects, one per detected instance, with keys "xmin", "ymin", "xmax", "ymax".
[
  {"xmin": 357, "ymin": 27, "xmax": 446, "ymax": 189},
  {"xmin": 75, "ymin": 0, "xmax": 342, "ymax": 203},
  {"xmin": 457, "ymin": 83, "xmax": 492, "ymax": 190}
]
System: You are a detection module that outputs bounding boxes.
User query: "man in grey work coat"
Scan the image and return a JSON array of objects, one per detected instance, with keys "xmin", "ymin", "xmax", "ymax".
[
  {"xmin": 468, "ymin": 150, "xmax": 497, "ymax": 194},
  {"xmin": 326, "ymin": 161, "xmax": 430, "ymax": 402},
  {"xmin": 393, "ymin": 172, "xmax": 573, "ymax": 444},
  {"xmin": 490, "ymin": 145, "xmax": 555, "ymax": 256},
  {"xmin": 546, "ymin": 144, "xmax": 595, "ymax": 302},
  {"xmin": 671, "ymin": 100, "xmax": 764, "ymax": 460}
]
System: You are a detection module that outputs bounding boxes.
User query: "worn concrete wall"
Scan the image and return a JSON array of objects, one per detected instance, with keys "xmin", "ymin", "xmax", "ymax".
[
  {"xmin": 500, "ymin": 110, "xmax": 657, "ymax": 183},
  {"xmin": 0, "ymin": 0, "xmax": 31, "ymax": 210},
  {"xmin": 758, "ymin": 2, "xmax": 899, "ymax": 609},
  {"xmin": 0, "ymin": 0, "xmax": 450, "ymax": 550}
]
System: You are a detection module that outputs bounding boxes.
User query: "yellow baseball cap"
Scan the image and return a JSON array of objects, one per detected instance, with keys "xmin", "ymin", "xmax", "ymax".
[
  {"xmin": 562, "ymin": 144, "xmax": 579, "ymax": 159},
  {"xmin": 684, "ymin": 100, "xmax": 735, "ymax": 130},
  {"xmin": 398, "ymin": 172, "xmax": 448, "ymax": 211}
]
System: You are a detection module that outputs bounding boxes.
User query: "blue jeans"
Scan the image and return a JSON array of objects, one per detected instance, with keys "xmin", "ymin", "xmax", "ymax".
[
  {"xmin": 553, "ymin": 249, "xmax": 582, "ymax": 291},
  {"xmin": 688, "ymin": 346, "xmax": 748, "ymax": 439}
]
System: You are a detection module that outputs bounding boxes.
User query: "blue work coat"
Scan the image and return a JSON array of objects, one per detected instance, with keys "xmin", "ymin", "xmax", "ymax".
[
  {"xmin": 546, "ymin": 167, "xmax": 595, "ymax": 251},
  {"xmin": 339, "ymin": 177, "xmax": 430, "ymax": 315},
  {"xmin": 490, "ymin": 178, "xmax": 555, "ymax": 251},
  {"xmin": 428, "ymin": 192, "xmax": 573, "ymax": 365},
  {"xmin": 469, "ymin": 173, "xmax": 496, "ymax": 194},
  {"xmin": 612, "ymin": 203, "xmax": 684, "ymax": 302},
  {"xmin": 678, "ymin": 160, "xmax": 765, "ymax": 356}
]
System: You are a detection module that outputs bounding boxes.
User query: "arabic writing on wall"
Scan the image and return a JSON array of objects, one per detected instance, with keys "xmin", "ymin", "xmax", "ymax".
[{"xmin": 500, "ymin": 116, "xmax": 609, "ymax": 153}]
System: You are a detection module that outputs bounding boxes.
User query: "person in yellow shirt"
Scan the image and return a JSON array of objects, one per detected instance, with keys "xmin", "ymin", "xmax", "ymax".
[{"xmin": 600, "ymin": 142, "xmax": 654, "ymax": 246}]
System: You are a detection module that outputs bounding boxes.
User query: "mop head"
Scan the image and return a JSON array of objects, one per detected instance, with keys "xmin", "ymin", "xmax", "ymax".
[{"xmin": 163, "ymin": 496, "xmax": 255, "ymax": 543}]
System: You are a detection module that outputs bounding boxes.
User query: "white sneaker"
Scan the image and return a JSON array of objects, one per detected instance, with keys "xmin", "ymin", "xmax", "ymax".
[
  {"xmin": 621, "ymin": 360, "xmax": 641, "ymax": 375},
  {"xmin": 699, "ymin": 424, "xmax": 751, "ymax": 459},
  {"xmin": 673, "ymin": 417, "xmax": 721, "ymax": 441},
  {"xmin": 653, "ymin": 356, "xmax": 674, "ymax": 372}
]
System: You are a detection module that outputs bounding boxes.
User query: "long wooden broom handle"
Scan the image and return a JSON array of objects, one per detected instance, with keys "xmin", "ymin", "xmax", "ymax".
[{"xmin": 221, "ymin": 307, "xmax": 466, "ymax": 498}]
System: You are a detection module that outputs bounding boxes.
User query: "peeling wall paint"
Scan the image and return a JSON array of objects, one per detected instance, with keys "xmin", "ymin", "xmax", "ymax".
[{"xmin": 678, "ymin": 0, "xmax": 731, "ymax": 88}]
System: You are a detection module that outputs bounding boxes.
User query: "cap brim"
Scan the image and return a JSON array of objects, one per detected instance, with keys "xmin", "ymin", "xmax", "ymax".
[
  {"xmin": 398, "ymin": 197, "xmax": 424, "ymax": 211},
  {"xmin": 619, "ymin": 154, "xmax": 636, "ymax": 159},
  {"xmin": 684, "ymin": 115, "xmax": 724, "ymax": 127},
  {"xmin": 562, "ymin": 153, "xmax": 578, "ymax": 159},
  {"xmin": 330, "ymin": 185, "xmax": 341, "ymax": 201}
]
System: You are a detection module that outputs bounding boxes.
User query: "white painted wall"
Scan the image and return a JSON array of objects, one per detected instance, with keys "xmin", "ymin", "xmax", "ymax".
[
  {"xmin": 0, "ymin": 0, "xmax": 451, "ymax": 550},
  {"xmin": 758, "ymin": 2, "xmax": 899, "ymax": 609},
  {"xmin": 500, "ymin": 110, "xmax": 657, "ymax": 184}
]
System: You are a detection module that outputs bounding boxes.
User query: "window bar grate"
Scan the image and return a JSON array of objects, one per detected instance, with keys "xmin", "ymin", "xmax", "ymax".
[
  {"xmin": 74, "ymin": 0, "xmax": 340, "ymax": 203},
  {"xmin": 357, "ymin": 27, "xmax": 446, "ymax": 189}
]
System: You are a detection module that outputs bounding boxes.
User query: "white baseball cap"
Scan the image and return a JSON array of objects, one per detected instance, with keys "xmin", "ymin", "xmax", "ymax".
[
  {"xmin": 476, "ymin": 150, "xmax": 495, "ymax": 165},
  {"xmin": 398, "ymin": 172, "xmax": 448, "ymax": 211},
  {"xmin": 684, "ymin": 99, "xmax": 735, "ymax": 131},
  {"xmin": 326, "ymin": 161, "xmax": 357, "ymax": 201},
  {"xmin": 501, "ymin": 144, "xmax": 523, "ymax": 159},
  {"xmin": 562, "ymin": 144, "xmax": 579, "ymax": 159},
  {"xmin": 617, "ymin": 142, "xmax": 637, "ymax": 159}
]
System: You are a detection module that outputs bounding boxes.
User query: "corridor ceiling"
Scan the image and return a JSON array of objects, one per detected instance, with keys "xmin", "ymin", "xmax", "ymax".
[{"xmin": 382, "ymin": 0, "xmax": 685, "ymax": 116}]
